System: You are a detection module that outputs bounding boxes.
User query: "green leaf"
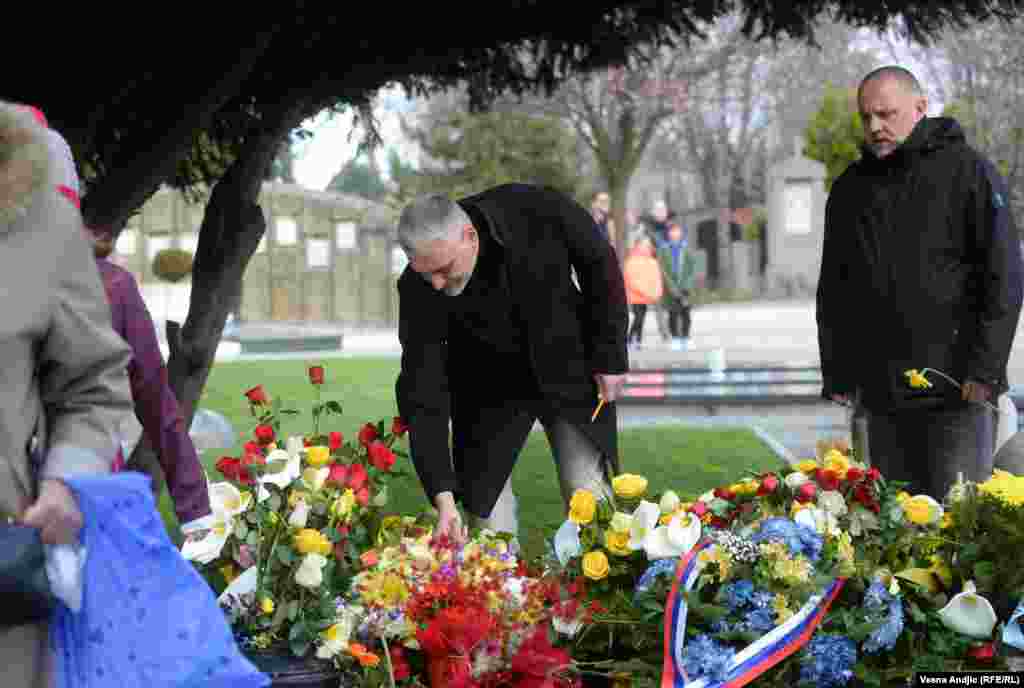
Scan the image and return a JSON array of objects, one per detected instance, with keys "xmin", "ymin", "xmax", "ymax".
[
  {"xmin": 246, "ymin": 531, "xmax": 259, "ymax": 547},
  {"xmin": 288, "ymin": 621, "xmax": 311, "ymax": 658},
  {"xmin": 276, "ymin": 547, "xmax": 295, "ymax": 566},
  {"xmin": 323, "ymin": 401, "xmax": 343, "ymax": 415},
  {"xmin": 234, "ymin": 521, "xmax": 248, "ymax": 540}
]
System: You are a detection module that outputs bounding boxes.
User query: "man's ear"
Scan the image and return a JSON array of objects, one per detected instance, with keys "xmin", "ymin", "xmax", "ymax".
[{"xmin": 915, "ymin": 96, "xmax": 929, "ymax": 120}]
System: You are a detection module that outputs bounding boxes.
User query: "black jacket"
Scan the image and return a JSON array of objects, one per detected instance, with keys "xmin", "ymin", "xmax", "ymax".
[
  {"xmin": 817, "ymin": 117, "xmax": 1022, "ymax": 413},
  {"xmin": 395, "ymin": 183, "xmax": 629, "ymax": 514}
]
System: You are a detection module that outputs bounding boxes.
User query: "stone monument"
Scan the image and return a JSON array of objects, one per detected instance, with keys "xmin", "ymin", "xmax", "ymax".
[{"xmin": 765, "ymin": 137, "xmax": 828, "ymax": 297}]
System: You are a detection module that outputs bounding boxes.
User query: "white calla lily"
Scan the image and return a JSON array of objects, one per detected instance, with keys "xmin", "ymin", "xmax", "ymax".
[
  {"xmin": 181, "ymin": 513, "xmax": 233, "ymax": 564},
  {"xmin": 643, "ymin": 512, "xmax": 702, "ymax": 559},
  {"xmin": 937, "ymin": 580, "xmax": 998, "ymax": 639},
  {"xmin": 209, "ymin": 481, "xmax": 251, "ymax": 518},
  {"xmin": 659, "ymin": 490, "xmax": 681, "ymax": 515},
  {"xmin": 553, "ymin": 519, "xmax": 582, "ymax": 565},
  {"xmin": 257, "ymin": 447, "xmax": 303, "ymax": 501},
  {"xmin": 302, "ymin": 467, "xmax": 330, "ymax": 492},
  {"xmin": 628, "ymin": 500, "xmax": 661, "ymax": 551},
  {"xmin": 288, "ymin": 499, "xmax": 310, "ymax": 528}
]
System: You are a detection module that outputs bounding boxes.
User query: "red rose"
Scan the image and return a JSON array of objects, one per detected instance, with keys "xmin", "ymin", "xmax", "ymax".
[
  {"xmin": 368, "ymin": 441, "xmax": 396, "ymax": 472},
  {"xmin": 389, "ymin": 646, "xmax": 411, "ymax": 681},
  {"xmin": 853, "ymin": 483, "xmax": 874, "ymax": 506},
  {"xmin": 244, "ymin": 385, "xmax": 268, "ymax": 405},
  {"xmin": 308, "ymin": 365, "xmax": 325, "ymax": 385},
  {"xmin": 689, "ymin": 501, "xmax": 708, "ymax": 517},
  {"xmin": 866, "ymin": 467, "xmax": 881, "ymax": 482},
  {"xmin": 360, "ymin": 550, "xmax": 379, "ymax": 568},
  {"xmin": 757, "ymin": 474, "xmax": 780, "ymax": 495},
  {"xmin": 329, "ymin": 431, "xmax": 344, "ymax": 451},
  {"xmin": 215, "ymin": 456, "xmax": 254, "ymax": 485},
  {"xmin": 243, "ymin": 440, "xmax": 262, "ymax": 457},
  {"xmin": 327, "ymin": 463, "xmax": 349, "ymax": 488},
  {"xmin": 816, "ymin": 469, "xmax": 840, "ymax": 492},
  {"xmin": 714, "ymin": 486, "xmax": 736, "ymax": 501},
  {"xmin": 355, "ymin": 487, "xmax": 370, "ymax": 507},
  {"xmin": 968, "ymin": 642, "xmax": 995, "ymax": 661},
  {"xmin": 357, "ymin": 423, "xmax": 379, "ymax": 447},
  {"xmin": 347, "ymin": 463, "xmax": 369, "ymax": 490},
  {"xmin": 709, "ymin": 516, "xmax": 729, "ymax": 529},
  {"xmin": 254, "ymin": 424, "xmax": 275, "ymax": 445},
  {"xmin": 391, "ymin": 416, "xmax": 408, "ymax": 437},
  {"xmin": 846, "ymin": 467, "xmax": 865, "ymax": 483},
  {"xmin": 796, "ymin": 482, "xmax": 817, "ymax": 503}
]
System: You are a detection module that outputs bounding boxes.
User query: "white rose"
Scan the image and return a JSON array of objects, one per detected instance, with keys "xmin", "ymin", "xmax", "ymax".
[
  {"xmin": 659, "ymin": 490, "xmax": 681, "ymax": 515},
  {"xmin": 288, "ymin": 499, "xmax": 310, "ymax": 528},
  {"xmin": 552, "ymin": 615, "xmax": 583, "ymax": 637},
  {"xmin": 609, "ymin": 512, "xmax": 634, "ymax": 534},
  {"xmin": 784, "ymin": 471, "xmax": 809, "ymax": 489},
  {"xmin": 294, "ymin": 553, "xmax": 328, "ymax": 589},
  {"xmin": 817, "ymin": 490, "xmax": 848, "ymax": 518}
]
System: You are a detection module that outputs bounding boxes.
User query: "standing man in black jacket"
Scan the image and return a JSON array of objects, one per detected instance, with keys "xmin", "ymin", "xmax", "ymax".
[
  {"xmin": 817, "ymin": 66, "xmax": 1023, "ymax": 500},
  {"xmin": 395, "ymin": 185, "xmax": 629, "ymax": 544}
]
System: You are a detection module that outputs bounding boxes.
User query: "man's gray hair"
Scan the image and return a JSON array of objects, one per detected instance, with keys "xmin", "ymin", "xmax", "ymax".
[
  {"xmin": 396, "ymin": 194, "xmax": 471, "ymax": 255},
  {"xmin": 859, "ymin": 65, "xmax": 925, "ymax": 100}
]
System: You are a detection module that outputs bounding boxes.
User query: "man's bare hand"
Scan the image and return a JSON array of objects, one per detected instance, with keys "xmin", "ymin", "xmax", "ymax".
[
  {"xmin": 21, "ymin": 479, "xmax": 83, "ymax": 545},
  {"xmin": 595, "ymin": 373, "xmax": 627, "ymax": 403},
  {"xmin": 830, "ymin": 393, "xmax": 852, "ymax": 406},
  {"xmin": 432, "ymin": 492, "xmax": 467, "ymax": 545},
  {"xmin": 962, "ymin": 380, "xmax": 993, "ymax": 405}
]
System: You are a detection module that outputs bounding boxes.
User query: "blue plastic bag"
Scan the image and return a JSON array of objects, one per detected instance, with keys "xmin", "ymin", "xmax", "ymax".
[{"xmin": 50, "ymin": 472, "xmax": 269, "ymax": 688}]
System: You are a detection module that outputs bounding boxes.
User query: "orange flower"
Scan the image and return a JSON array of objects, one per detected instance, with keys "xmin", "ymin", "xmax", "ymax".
[{"xmin": 347, "ymin": 642, "xmax": 380, "ymax": 667}]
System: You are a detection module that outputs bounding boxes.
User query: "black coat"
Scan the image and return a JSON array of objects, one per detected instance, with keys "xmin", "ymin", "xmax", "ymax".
[
  {"xmin": 817, "ymin": 117, "xmax": 1023, "ymax": 413},
  {"xmin": 395, "ymin": 183, "xmax": 629, "ymax": 516}
]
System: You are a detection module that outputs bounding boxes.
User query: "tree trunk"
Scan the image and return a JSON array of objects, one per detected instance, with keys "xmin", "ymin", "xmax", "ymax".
[
  {"xmin": 609, "ymin": 179, "xmax": 630, "ymax": 263},
  {"xmin": 164, "ymin": 101, "xmax": 309, "ymax": 434}
]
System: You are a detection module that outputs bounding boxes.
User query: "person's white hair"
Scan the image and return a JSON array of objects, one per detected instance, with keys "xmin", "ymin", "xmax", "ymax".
[{"xmin": 396, "ymin": 194, "xmax": 472, "ymax": 255}]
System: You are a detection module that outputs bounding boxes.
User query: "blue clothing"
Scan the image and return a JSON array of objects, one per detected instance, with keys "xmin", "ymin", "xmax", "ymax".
[{"xmin": 51, "ymin": 472, "xmax": 269, "ymax": 688}]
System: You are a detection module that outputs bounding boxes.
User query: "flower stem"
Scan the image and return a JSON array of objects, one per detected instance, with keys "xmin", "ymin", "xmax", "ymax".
[
  {"xmin": 920, "ymin": 368, "xmax": 999, "ymax": 412},
  {"xmin": 381, "ymin": 634, "xmax": 397, "ymax": 688}
]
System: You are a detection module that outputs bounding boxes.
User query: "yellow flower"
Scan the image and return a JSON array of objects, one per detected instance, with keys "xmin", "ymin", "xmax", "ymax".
[
  {"xmin": 261, "ymin": 597, "xmax": 275, "ymax": 615},
  {"xmin": 773, "ymin": 594, "xmax": 794, "ymax": 625},
  {"xmin": 730, "ymin": 479, "xmax": 760, "ymax": 496},
  {"xmin": 293, "ymin": 528, "xmax": 333, "ymax": 556},
  {"xmin": 835, "ymin": 532, "xmax": 856, "ymax": 576},
  {"xmin": 612, "ymin": 474, "xmax": 649, "ymax": 499},
  {"xmin": 605, "ymin": 530, "xmax": 632, "ymax": 556},
  {"xmin": 380, "ymin": 572, "xmax": 409, "ymax": 606},
  {"xmin": 219, "ymin": 563, "xmax": 239, "ymax": 584},
  {"xmin": 902, "ymin": 494, "xmax": 942, "ymax": 526},
  {"xmin": 568, "ymin": 489, "xmax": 597, "ymax": 525},
  {"xmin": 697, "ymin": 546, "xmax": 733, "ymax": 581},
  {"xmin": 796, "ymin": 459, "xmax": 819, "ymax": 474},
  {"xmin": 823, "ymin": 449, "xmax": 850, "ymax": 475},
  {"xmin": 382, "ymin": 515, "xmax": 402, "ymax": 530},
  {"xmin": 896, "ymin": 491, "xmax": 911, "ymax": 504},
  {"xmin": 305, "ymin": 445, "xmax": 331, "ymax": 467},
  {"xmin": 939, "ymin": 512, "xmax": 954, "ymax": 530},
  {"xmin": 790, "ymin": 500, "xmax": 813, "ymax": 517},
  {"xmin": 288, "ymin": 490, "xmax": 309, "ymax": 507},
  {"xmin": 904, "ymin": 369, "xmax": 933, "ymax": 389},
  {"xmin": 331, "ymin": 489, "xmax": 356, "ymax": 518},
  {"xmin": 773, "ymin": 554, "xmax": 812, "ymax": 585},
  {"xmin": 979, "ymin": 469, "xmax": 1024, "ymax": 506},
  {"xmin": 582, "ymin": 550, "xmax": 610, "ymax": 580}
]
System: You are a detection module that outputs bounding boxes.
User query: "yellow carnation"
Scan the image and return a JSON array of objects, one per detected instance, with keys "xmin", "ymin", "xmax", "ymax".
[
  {"xmin": 612, "ymin": 474, "xmax": 649, "ymax": 499},
  {"xmin": 902, "ymin": 496, "xmax": 936, "ymax": 525},
  {"xmin": 823, "ymin": 449, "xmax": 850, "ymax": 475},
  {"xmin": 582, "ymin": 550, "xmax": 610, "ymax": 580},
  {"xmin": 904, "ymin": 369, "xmax": 933, "ymax": 389},
  {"xmin": 605, "ymin": 530, "xmax": 632, "ymax": 556},
  {"xmin": 294, "ymin": 528, "xmax": 333, "ymax": 556},
  {"xmin": 261, "ymin": 597, "xmax": 275, "ymax": 615},
  {"xmin": 979, "ymin": 469, "xmax": 1024, "ymax": 506},
  {"xmin": 305, "ymin": 446, "xmax": 331, "ymax": 467},
  {"xmin": 568, "ymin": 489, "xmax": 597, "ymax": 525},
  {"xmin": 796, "ymin": 460, "xmax": 819, "ymax": 474}
]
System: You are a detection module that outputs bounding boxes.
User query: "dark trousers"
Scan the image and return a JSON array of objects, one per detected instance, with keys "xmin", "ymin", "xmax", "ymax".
[
  {"xmin": 628, "ymin": 304, "xmax": 648, "ymax": 343},
  {"xmin": 868, "ymin": 403, "xmax": 994, "ymax": 501},
  {"xmin": 667, "ymin": 300, "xmax": 692, "ymax": 338}
]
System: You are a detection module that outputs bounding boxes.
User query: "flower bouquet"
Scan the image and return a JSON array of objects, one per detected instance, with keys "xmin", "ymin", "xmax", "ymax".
[
  {"xmin": 181, "ymin": 365, "xmax": 410, "ymax": 668},
  {"xmin": 343, "ymin": 519, "xmax": 578, "ymax": 687}
]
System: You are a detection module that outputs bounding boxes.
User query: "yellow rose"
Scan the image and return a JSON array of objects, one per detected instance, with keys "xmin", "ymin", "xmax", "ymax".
[
  {"xmin": 331, "ymin": 489, "xmax": 356, "ymax": 518},
  {"xmin": 796, "ymin": 460, "xmax": 819, "ymax": 474},
  {"xmin": 604, "ymin": 530, "xmax": 632, "ymax": 556},
  {"xmin": 902, "ymin": 495, "xmax": 941, "ymax": 526},
  {"xmin": 306, "ymin": 446, "xmax": 331, "ymax": 467},
  {"xmin": 612, "ymin": 474, "xmax": 649, "ymax": 499},
  {"xmin": 823, "ymin": 449, "xmax": 850, "ymax": 475},
  {"xmin": 732, "ymin": 480, "xmax": 760, "ymax": 496},
  {"xmin": 261, "ymin": 597, "xmax": 275, "ymax": 615},
  {"xmin": 904, "ymin": 369, "xmax": 933, "ymax": 389},
  {"xmin": 294, "ymin": 528, "xmax": 333, "ymax": 556},
  {"xmin": 568, "ymin": 489, "xmax": 597, "ymax": 525},
  {"xmin": 582, "ymin": 550, "xmax": 610, "ymax": 580}
]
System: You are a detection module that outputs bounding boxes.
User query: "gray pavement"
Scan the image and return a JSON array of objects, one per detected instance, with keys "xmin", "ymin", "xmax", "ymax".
[{"xmin": 184, "ymin": 298, "xmax": 1024, "ymax": 465}]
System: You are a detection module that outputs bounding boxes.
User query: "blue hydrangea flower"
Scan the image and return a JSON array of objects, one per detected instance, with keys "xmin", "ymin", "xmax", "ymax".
[
  {"xmin": 722, "ymin": 580, "xmax": 756, "ymax": 610},
  {"xmin": 861, "ymin": 581, "xmax": 904, "ymax": 654},
  {"xmin": 681, "ymin": 634, "xmax": 736, "ymax": 683},
  {"xmin": 800, "ymin": 634, "xmax": 857, "ymax": 688},
  {"xmin": 751, "ymin": 517, "xmax": 823, "ymax": 562},
  {"xmin": 740, "ymin": 607, "xmax": 777, "ymax": 634},
  {"xmin": 750, "ymin": 590, "xmax": 775, "ymax": 610}
]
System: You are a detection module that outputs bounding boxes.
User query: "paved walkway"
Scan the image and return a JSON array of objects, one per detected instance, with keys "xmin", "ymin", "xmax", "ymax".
[{"xmin": 168, "ymin": 298, "xmax": 1024, "ymax": 465}]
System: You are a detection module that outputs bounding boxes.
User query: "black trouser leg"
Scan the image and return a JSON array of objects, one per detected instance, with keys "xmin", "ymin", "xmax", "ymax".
[
  {"xmin": 629, "ymin": 304, "xmax": 647, "ymax": 343},
  {"xmin": 681, "ymin": 305, "xmax": 692, "ymax": 338}
]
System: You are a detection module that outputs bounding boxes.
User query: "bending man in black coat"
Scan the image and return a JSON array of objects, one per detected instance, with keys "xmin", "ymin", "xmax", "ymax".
[
  {"xmin": 817, "ymin": 66, "xmax": 1023, "ymax": 500},
  {"xmin": 395, "ymin": 184, "xmax": 629, "ymax": 545}
]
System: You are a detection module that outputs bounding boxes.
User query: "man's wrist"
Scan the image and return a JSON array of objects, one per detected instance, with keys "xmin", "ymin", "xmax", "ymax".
[{"xmin": 434, "ymin": 491, "xmax": 456, "ymax": 511}]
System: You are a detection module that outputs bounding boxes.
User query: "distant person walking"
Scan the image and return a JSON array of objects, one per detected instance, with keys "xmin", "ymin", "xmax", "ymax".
[
  {"xmin": 623, "ymin": 237, "xmax": 663, "ymax": 350},
  {"xmin": 591, "ymin": 191, "xmax": 615, "ymax": 246},
  {"xmin": 640, "ymin": 199, "xmax": 674, "ymax": 343},
  {"xmin": 658, "ymin": 221, "xmax": 697, "ymax": 351}
]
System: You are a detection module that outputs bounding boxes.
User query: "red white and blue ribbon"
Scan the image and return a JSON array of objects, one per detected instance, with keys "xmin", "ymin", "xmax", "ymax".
[{"xmin": 661, "ymin": 538, "xmax": 846, "ymax": 688}]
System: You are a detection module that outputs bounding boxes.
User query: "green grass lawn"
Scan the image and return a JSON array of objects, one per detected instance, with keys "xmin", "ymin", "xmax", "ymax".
[{"xmin": 160, "ymin": 357, "xmax": 785, "ymax": 560}]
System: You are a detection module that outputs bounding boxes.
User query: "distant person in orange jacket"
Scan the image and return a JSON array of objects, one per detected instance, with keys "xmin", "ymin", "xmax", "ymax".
[{"xmin": 623, "ymin": 237, "xmax": 663, "ymax": 350}]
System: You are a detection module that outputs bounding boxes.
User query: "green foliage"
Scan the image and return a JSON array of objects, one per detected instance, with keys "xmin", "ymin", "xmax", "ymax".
[
  {"xmin": 401, "ymin": 109, "xmax": 584, "ymax": 199},
  {"xmin": 803, "ymin": 83, "xmax": 864, "ymax": 191},
  {"xmin": 326, "ymin": 155, "xmax": 390, "ymax": 200}
]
